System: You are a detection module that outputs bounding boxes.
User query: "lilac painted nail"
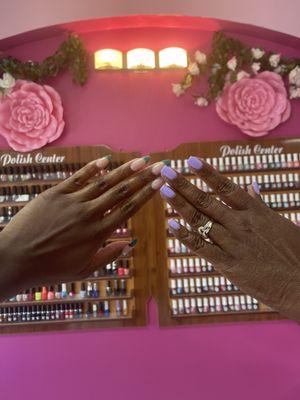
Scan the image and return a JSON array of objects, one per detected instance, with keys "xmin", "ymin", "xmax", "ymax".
[
  {"xmin": 168, "ymin": 219, "xmax": 181, "ymax": 230},
  {"xmin": 252, "ymin": 181, "xmax": 260, "ymax": 195},
  {"xmin": 160, "ymin": 184, "xmax": 176, "ymax": 198},
  {"xmin": 188, "ymin": 156, "xmax": 203, "ymax": 170},
  {"xmin": 161, "ymin": 165, "xmax": 177, "ymax": 180}
]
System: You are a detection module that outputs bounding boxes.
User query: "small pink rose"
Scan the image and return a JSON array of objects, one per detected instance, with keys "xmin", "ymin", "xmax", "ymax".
[
  {"xmin": 0, "ymin": 80, "xmax": 65, "ymax": 152},
  {"xmin": 216, "ymin": 71, "xmax": 291, "ymax": 137}
]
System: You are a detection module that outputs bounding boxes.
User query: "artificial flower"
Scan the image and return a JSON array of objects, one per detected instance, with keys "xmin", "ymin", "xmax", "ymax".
[
  {"xmin": 0, "ymin": 72, "xmax": 15, "ymax": 92},
  {"xmin": 188, "ymin": 62, "xmax": 200, "ymax": 75},
  {"xmin": 251, "ymin": 62, "xmax": 261, "ymax": 74},
  {"xmin": 237, "ymin": 70, "xmax": 250, "ymax": 80},
  {"xmin": 269, "ymin": 54, "xmax": 281, "ymax": 68},
  {"xmin": 289, "ymin": 66, "xmax": 300, "ymax": 87},
  {"xmin": 251, "ymin": 48, "xmax": 265, "ymax": 60},
  {"xmin": 172, "ymin": 83, "xmax": 185, "ymax": 97},
  {"xmin": 216, "ymin": 71, "xmax": 291, "ymax": 137},
  {"xmin": 194, "ymin": 97, "xmax": 208, "ymax": 107},
  {"xmin": 227, "ymin": 56, "xmax": 237, "ymax": 71},
  {"xmin": 194, "ymin": 50, "xmax": 207, "ymax": 65},
  {"xmin": 289, "ymin": 86, "xmax": 300, "ymax": 99},
  {"xmin": 211, "ymin": 63, "xmax": 221, "ymax": 74}
]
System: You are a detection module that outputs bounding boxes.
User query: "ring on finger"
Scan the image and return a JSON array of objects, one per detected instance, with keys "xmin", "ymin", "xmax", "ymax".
[{"xmin": 198, "ymin": 220, "xmax": 213, "ymax": 240}]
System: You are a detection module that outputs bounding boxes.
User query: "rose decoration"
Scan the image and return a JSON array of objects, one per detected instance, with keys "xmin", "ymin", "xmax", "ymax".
[
  {"xmin": 216, "ymin": 71, "xmax": 291, "ymax": 137},
  {"xmin": 0, "ymin": 80, "xmax": 64, "ymax": 152}
]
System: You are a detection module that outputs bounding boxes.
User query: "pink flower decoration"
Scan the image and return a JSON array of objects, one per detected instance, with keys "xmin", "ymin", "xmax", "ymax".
[
  {"xmin": 0, "ymin": 80, "xmax": 65, "ymax": 152},
  {"xmin": 216, "ymin": 71, "xmax": 291, "ymax": 137}
]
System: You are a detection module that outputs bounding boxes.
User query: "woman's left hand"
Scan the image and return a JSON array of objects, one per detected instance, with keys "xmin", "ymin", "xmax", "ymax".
[{"xmin": 160, "ymin": 158, "xmax": 300, "ymax": 321}]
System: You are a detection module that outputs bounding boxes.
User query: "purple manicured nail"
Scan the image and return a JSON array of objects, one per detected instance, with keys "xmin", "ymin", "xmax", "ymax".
[
  {"xmin": 161, "ymin": 165, "xmax": 177, "ymax": 180},
  {"xmin": 252, "ymin": 181, "xmax": 260, "ymax": 195},
  {"xmin": 160, "ymin": 184, "xmax": 176, "ymax": 198},
  {"xmin": 188, "ymin": 156, "xmax": 203, "ymax": 170},
  {"xmin": 168, "ymin": 219, "xmax": 181, "ymax": 230}
]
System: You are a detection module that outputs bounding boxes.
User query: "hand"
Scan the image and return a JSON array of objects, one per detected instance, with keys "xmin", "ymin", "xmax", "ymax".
[
  {"xmin": 0, "ymin": 156, "xmax": 165, "ymax": 300},
  {"xmin": 160, "ymin": 158, "xmax": 300, "ymax": 321}
]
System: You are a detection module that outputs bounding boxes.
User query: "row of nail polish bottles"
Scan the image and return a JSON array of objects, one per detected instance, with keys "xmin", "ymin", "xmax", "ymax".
[
  {"xmin": 169, "ymin": 276, "xmax": 238, "ymax": 295},
  {"xmin": 282, "ymin": 212, "xmax": 300, "ymax": 226},
  {"xmin": 263, "ymin": 192, "xmax": 300, "ymax": 210},
  {"xmin": 169, "ymin": 257, "xmax": 214, "ymax": 274},
  {"xmin": 94, "ymin": 259, "xmax": 131, "ymax": 277},
  {"xmin": 171, "ymin": 295, "xmax": 259, "ymax": 315}
]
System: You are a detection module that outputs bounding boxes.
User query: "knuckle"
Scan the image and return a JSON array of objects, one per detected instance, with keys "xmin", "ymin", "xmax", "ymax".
[
  {"xmin": 176, "ymin": 177, "xmax": 190, "ymax": 191},
  {"xmin": 95, "ymin": 177, "xmax": 109, "ymax": 191},
  {"xmin": 116, "ymin": 183, "xmax": 131, "ymax": 197},
  {"xmin": 215, "ymin": 178, "xmax": 236, "ymax": 196},
  {"xmin": 189, "ymin": 209, "xmax": 206, "ymax": 227},
  {"xmin": 193, "ymin": 235, "xmax": 205, "ymax": 252},
  {"xmin": 121, "ymin": 200, "xmax": 137, "ymax": 216},
  {"xmin": 193, "ymin": 191, "xmax": 213, "ymax": 209}
]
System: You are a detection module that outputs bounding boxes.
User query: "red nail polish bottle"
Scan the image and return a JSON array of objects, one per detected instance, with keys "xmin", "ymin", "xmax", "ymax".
[{"xmin": 41, "ymin": 286, "xmax": 48, "ymax": 301}]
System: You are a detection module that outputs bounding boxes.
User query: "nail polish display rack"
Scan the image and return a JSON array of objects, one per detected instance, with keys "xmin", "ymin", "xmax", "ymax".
[
  {"xmin": 151, "ymin": 137, "xmax": 300, "ymax": 326},
  {"xmin": 0, "ymin": 137, "xmax": 299, "ymax": 332},
  {"xmin": 0, "ymin": 146, "xmax": 149, "ymax": 334}
]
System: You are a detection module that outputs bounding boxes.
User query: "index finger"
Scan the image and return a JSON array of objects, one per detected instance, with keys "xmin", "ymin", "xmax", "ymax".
[{"xmin": 187, "ymin": 156, "xmax": 254, "ymax": 209}]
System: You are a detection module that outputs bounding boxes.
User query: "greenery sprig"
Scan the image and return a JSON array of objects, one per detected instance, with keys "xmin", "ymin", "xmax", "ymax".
[
  {"xmin": 0, "ymin": 34, "xmax": 89, "ymax": 85},
  {"xmin": 174, "ymin": 31, "xmax": 300, "ymax": 104}
]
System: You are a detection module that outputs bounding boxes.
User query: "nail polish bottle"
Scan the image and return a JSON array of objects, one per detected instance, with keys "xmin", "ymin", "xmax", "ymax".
[
  {"xmin": 104, "ymin": 301, "xmax": 110, "ymax": 317},
  {"xmin": 293, "ymin": 153, "xmax": 299, "ymax": 167},
  {"xmin": 261, "ymin": 155, "xmax": 267, "ymax": 169},
  {"xmin": 189, "ymin": 258, "xmax": 195, "ymax": 273},
  {"xmin": 219, "ymin": 158, "xmax": 224, "ymax": 172},
  {"xmin": 282, "ymin": 193, "xmax": 289, "ymax": 208},
  {"xmin": 249, "ymin": 155, "xmax": 255, "ymax": 170},
  {"xmin": 41, "ymin": 286, "xmax": 48, "ymax": 301},
  {"xmin": 208, "ymin": 277, "xmax": 214, "ymax": 292},
  {"xmin": 105, "ymin": 280, "xmax": 112, "ymax": 297},
  {"xmin": 92, "ymin": 303, "xmax": 98, "ymax": 318},
  {"xmin": 207, "ymin": 261, "xmax": 213, "ymax": 272},
  {"xmin": 55, "ymin": 284, "xmax": 62, "ymax": 299},
  {"xmin": 234, "ymin": 296, "xmax": 240, "ymax": 311},
  {"xmin": 54, "ymin": 305, "xmax": 60, "ymax": 320},
  {"xmin": 113, "ymin": 279, "xmax": 119, "ymax": 296},
  {"xmin": 171, "ymin": 299, "xmax": 178, "ymax": 315},
  {"xmin": 182, "ymin": 259, "xmax": 188, "ymax": 273},
  {"xmin": 222, "ymin": 296, "xmax": 228, "ymax": 312},
  {"xmin": 202, "ymin": 259, "xmax": 207, "ymax": 273},
  {"xmin": 87, "ymin": 282, "xmax": 93, "ymax": 297},
  {"xmin": 215, "ymin": 296, "xmax": 221, "ymax": 312},
  {"xmin": 196, "ymin": 278, "xmax": 202, "ymax": 294},
  {"xmin": 197, "ymin": 297, "xmax": 203, "ymax": 313},
  {"xmin": 184, "ymin": 298, "xmax": 191, "ymax": 314},
  {"xmin": 240, "ymin": 295, "xmax": 247, "ymax": 311},
  {"xmin": 176, "ymin": 258, "xmax": 182, "ymax": 274},
  {"xmin": 85, "ymin": 303, "xmax": 92, "ymax": 319},
  {"xmin": 116, "ymin": 300, "xmax": 121, "ymax": 317},
  {"xmin": 68, "ymin": 283, "xmax": 75, "ymax": 298},
  {"xmin": 295, "ymin": 193, "xmax": 300, "ymax": 208},
  {"xmin": 122, "ymin": 299, "xmax": 128, "ymax": 316},
  {"xmin": 124, "ymin": 260, "xmax": 130, "ymax": 276},
  {"xmin": 195, "ymin": 258, "xmax": 201, "ymax": 273},
  {"xmin": 79, "ymin": 282, "xmax": 86, "ymax": 298},
  {"xmin": 177, "ymin": 279, "xmax": 183, "ymax": 295},
  {"xmin": 190, "ymin": 298, "xmax": 196, "ymax": 314},
  {"xmin": 45, "ymin": 305, "xmax": 50, "ymax": 321},
  {"xmin": 270, "ymin": 175, "xmax": 276, "ymax": 189},
  {"xmin": 12, "ymin": 307, "xmax": 18, "ymax": 322},
  {"xmin": 189, "ymin": 278, "xmax": 195, "ymax": 294},
  {"xmin": 274, "ymin": 154, "xmax": 280, "ymax": 169},
  {"xmin": 224, "ymin": 157, "xmax": 230, "ymax": 172},
  {"xmin": 203, "ymin": 297, "xmax": 209, "ymax": 313},
  {"xmin": 252, "ymin": 298, "xmax": 259, "ymax": 310},
  {"xmin": 209, "ymin": 297, "xmax": 215, "ymax": 312},
  {"xmin": 170, "ymin": 279, "xmax": 176, "ymax": 295},
  {"xmin": 231, "ymin": 156, "xmax": 237, "ymax": 171},
  {"xmin": 16, "ymin": 292, "xmax": 22, "ymax": 302},
  {"xmin": 287, "ymin": 154, "xmax": 293, "ymax": 168},
  {"xmin": 169, "ymin": 259, "xmax": 176, "ymax": 274},
  {"xmin": 277, "ymin": 193, "xmax": 282, "ymax": 208},
  {"xmin": 214, "ymin": 276, "xmax": 220, "ymax": 292},
  {"xmin": 177, "ymin": 160, "xmax": 183, "ymax": 173},
  {"xmin": 92, "ymin": 282, "xmax": 99, "ymax": 298},
  {"xmin": 202, "ymin": 277, "xmax": 208, "ymax": 292},
  {"xmin": 61, "ymin": 283, "xmax": 68, "ymax": 298},
  {"xmin": 226, "ymin": 278, "xmax": 233, "ymax": 291},
  {"xmin": 118, "ymin": 261, "xmax": 124, "ymax": 276},
  {"xmin": 212, "ymin": 158, "xmax": 218, "ymax": 170},
  {"xmin": 35, "ymin": 287, "xmax": 42, "ymax": 301},
  {"xmin": 243, "ymin": 156, "xmax": 250, "ymax": 171},
  {"xmin": 178, "ymin": 299, "xmax": 184, "ymax": 314},
  {"xmin": 50, "ymin": 306, "xmax": 56, "ymax": 320},
  {"xmin": 120, "ymin": 279, "xmax": 126, "ymax": 296},
  {"xmin": 288, "ymin": 173, "xmax": 294, "ymax": 188},
  {"xmin": 275, "ymin": 174, "xmax": 281, "ymax": 189},
  {"xmin": 183, "ymin": 278, "xmax": 189, "ymax": 294},
  {"xmin": 228, "ymin": 296, "xmax": 234, "ymax": 312}
]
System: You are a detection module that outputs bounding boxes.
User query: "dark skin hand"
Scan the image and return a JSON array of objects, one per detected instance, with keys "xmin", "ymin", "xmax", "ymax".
[
  {"xmin": 0, "ymin": 156, "xmax": 165, "ymax": 301},
  {"xmin": 160, "ymin": 158, "xmax": 300, "ymax": 322}
]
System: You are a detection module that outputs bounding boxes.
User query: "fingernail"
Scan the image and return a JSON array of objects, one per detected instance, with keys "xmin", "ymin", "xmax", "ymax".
[
  {"xmin": 162, "ymin": 159, "xmax": 171, "ymax": 166},
  {"xmin": 188, "ymin": 156, "xmax": 203, "ymax": 170},
  {"xmin": 130, "ymin": 156, "xmax": 150, "ymax": 171},
  {"xmin": 168, "ymin": 219, "xmax": 181, "ymax": 230},
  {"xmin": 151, "ymin": 177, "xmax": 164, "ymax": 190},
  {"xmin": 96, "ymin": 157, "xmax": 111, "ymax": 168},
  {"xmin": 121, "ymin": 238, "xmax": 138, "ymax": 257},
  {"xmin": 152, "ymin": 162, "xmax": 165, "ymax": 175},
  {"xmin": 161, "ymin": 165, "xmax": 177, "ymax": 180},
  {"xmin": 252, "ymin": 181, "xmax": 260, "ymax": 195},
  {"xmin": 105, "ymin": 154, "xmax": 112, "ymax": 160},
  {"xmin": 160, "ymin": 184, "xmax": 176, "ymax": 198}
]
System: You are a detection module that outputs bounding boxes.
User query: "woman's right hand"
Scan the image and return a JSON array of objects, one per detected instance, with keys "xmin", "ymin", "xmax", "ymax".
[{"xmin": 0, "ymin": 156, "xmax": 165, "ymax": 300}]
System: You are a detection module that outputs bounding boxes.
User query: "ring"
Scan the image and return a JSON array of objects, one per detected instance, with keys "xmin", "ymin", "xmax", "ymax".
[{"xmin": 198, "ymin": 220, "xmax": 213, "ymax": 239}]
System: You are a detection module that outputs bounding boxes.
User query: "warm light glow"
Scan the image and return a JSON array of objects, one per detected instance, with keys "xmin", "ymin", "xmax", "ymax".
[
  {"xmin": 159, "ymin": 47, "xmax": 188, "ymax": 68},
  {"xmin": 126, "ymin": 48, "xmax": 155, "ymax": 70},
  {"xmin": 94, "ymin": 49, "xmax": 123, "ymax": 70}
]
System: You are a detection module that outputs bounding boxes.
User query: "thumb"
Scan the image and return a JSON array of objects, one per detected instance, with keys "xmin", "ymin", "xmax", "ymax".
[{"xmin": 247, "ymin": 181, "xmax": 264, "ymax": 203}]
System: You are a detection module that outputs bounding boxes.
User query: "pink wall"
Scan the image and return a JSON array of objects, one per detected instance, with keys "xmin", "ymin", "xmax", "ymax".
[{"xmin": 1, "ymin": 17, "xmax": 300, "ymax": 400}]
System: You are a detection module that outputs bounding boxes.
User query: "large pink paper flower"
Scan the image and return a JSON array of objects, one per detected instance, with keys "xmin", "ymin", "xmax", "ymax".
[
  {"xmin": 0, "ymin": 80, "xmax": 64, "ymax": 151},
  {"xmin": 216, "ymin": 71, "xmax": 291, "ymax": 137}
]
